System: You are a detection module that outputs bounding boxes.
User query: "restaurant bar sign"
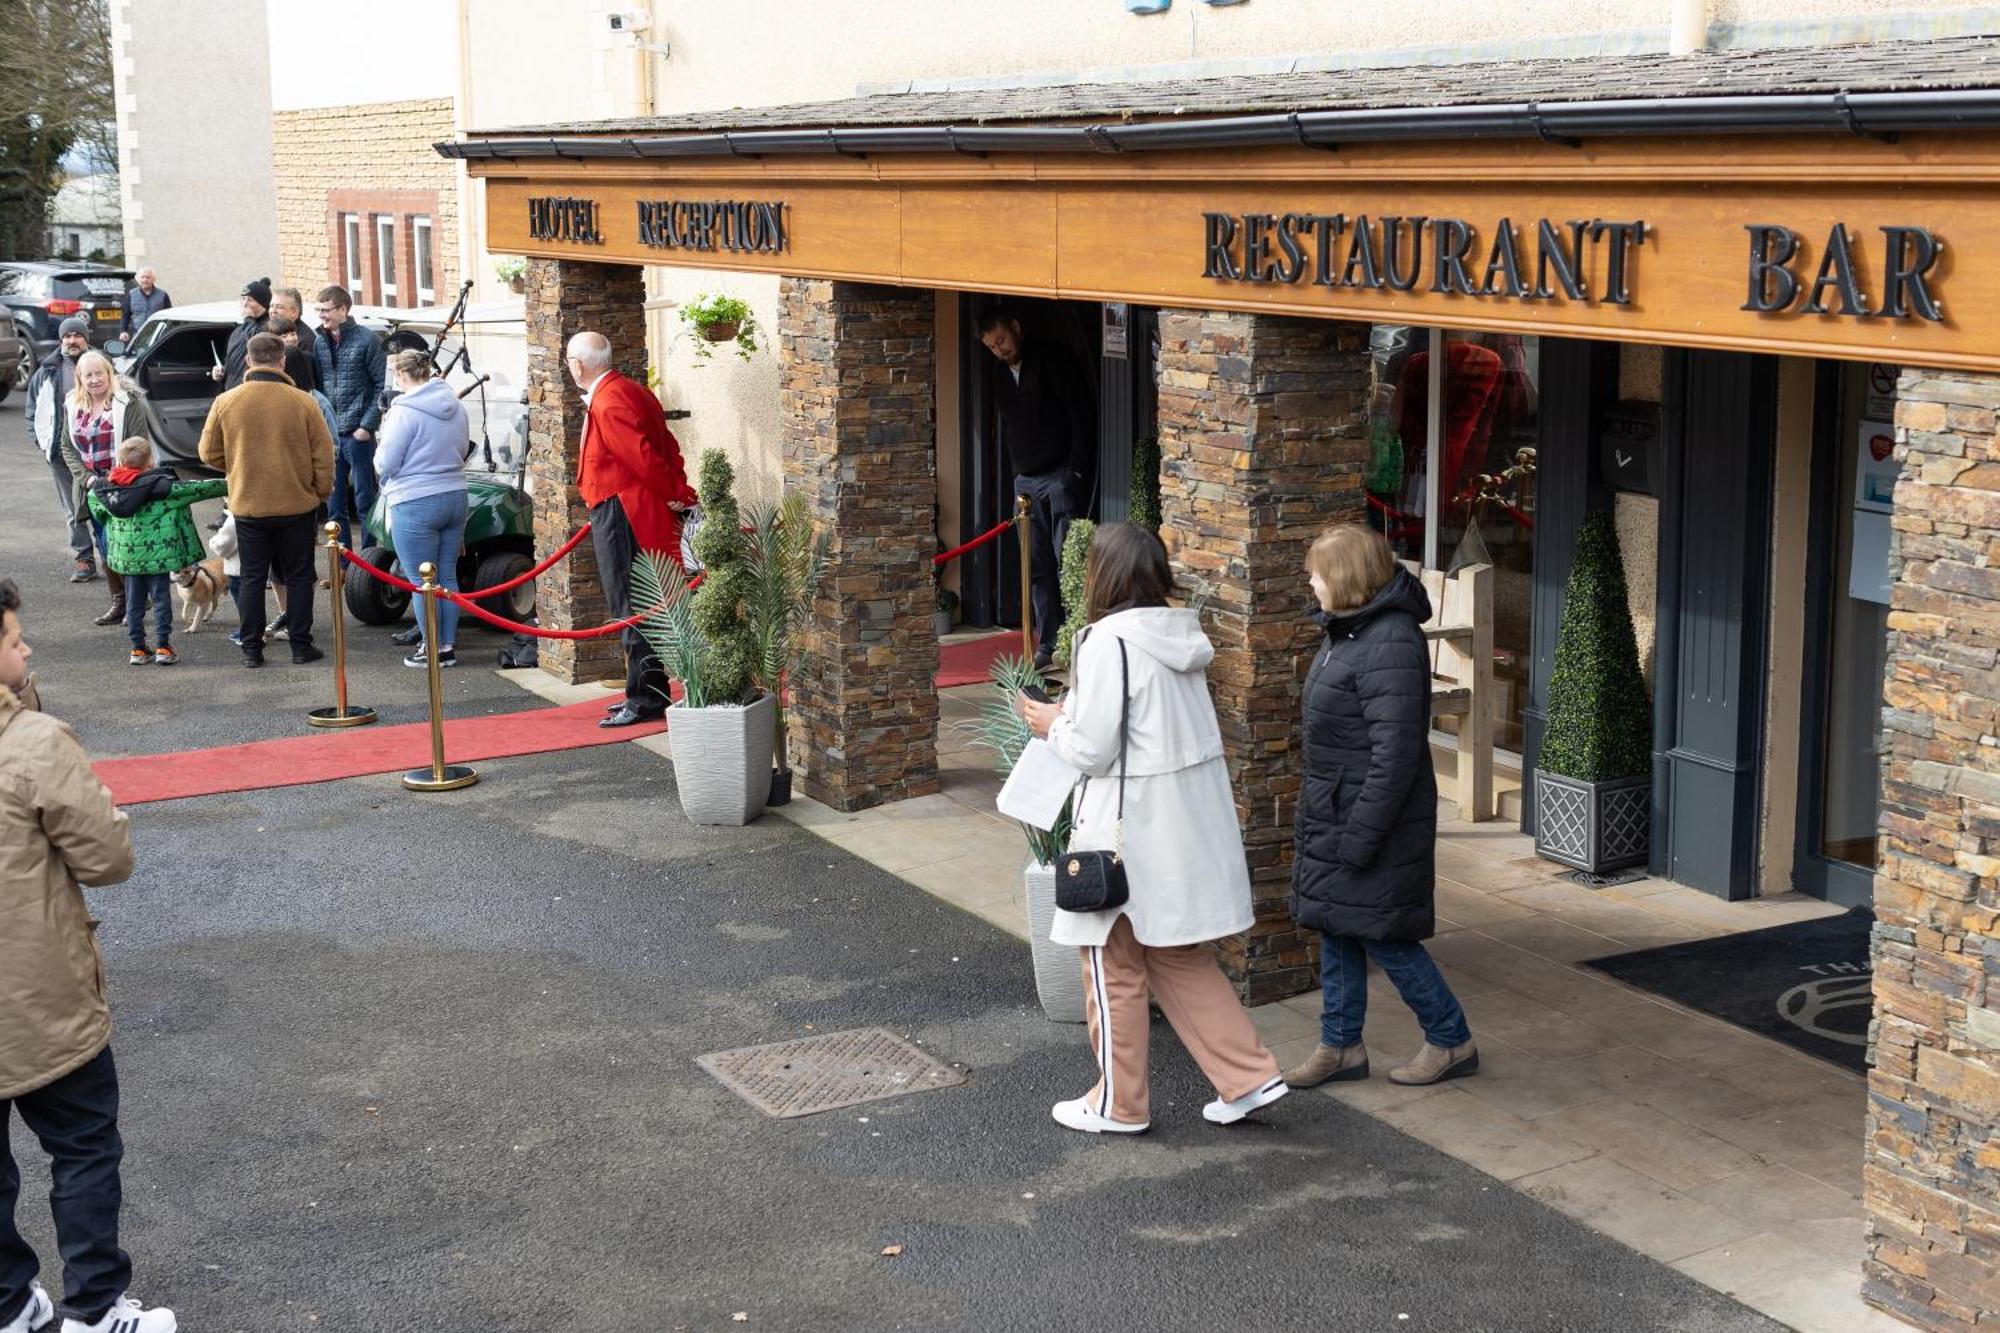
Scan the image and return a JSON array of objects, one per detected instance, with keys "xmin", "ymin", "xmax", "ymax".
[
  {"xmin": 1202, "ymin": 211, "xmax": 1946, "ymax": 322},
  {"xmin": 525, "ymin": 195, "xmax": 790, "ymax": 256}
]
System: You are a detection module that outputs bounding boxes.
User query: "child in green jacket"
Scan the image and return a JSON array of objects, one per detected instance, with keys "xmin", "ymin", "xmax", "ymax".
[{"xmin": 87, "ymin": 437, "xmax": 227, "ymax": 665}]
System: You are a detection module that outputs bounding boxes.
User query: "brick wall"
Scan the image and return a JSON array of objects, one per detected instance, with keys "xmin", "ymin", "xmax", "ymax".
[
  {"xmin": 271, "ymin": 98, "xmax": 458, "ymax": 301},
  {"xmin": 1866, "ymin": 367, "xmax": 2000, "ymax": 1330},
  {"xmin": 1155, "ymin": 309, "xmax": 1371, "ymax": 1002},
  {"xmin": 779, "ymin": 277, "xmax": 941, "ymax": 811},
  {"xmin": 524, "ymin": 257, "xmax": 647, "ymax": 684}
]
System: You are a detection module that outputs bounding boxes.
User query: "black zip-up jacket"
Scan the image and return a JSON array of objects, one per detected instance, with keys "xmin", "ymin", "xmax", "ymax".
[
  {"xmin": 92, "ymin": 466, "xmax": 175, "ymax": 519},
  {"xmin": 994, "ymin": 339, "xmax": 1094, "ymax": 486},
  {"xmin": 1290, "ymin": 567, "xmax": 1439, "ymax": 941}
]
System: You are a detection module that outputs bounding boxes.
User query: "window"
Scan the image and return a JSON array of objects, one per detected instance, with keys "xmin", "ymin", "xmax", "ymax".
[
  {"xmin": 412, "ymin": 215, "xmax": 436, "ymax": 305},
  {"xmin": 342, "ymin": 213, "xmax": 363, "ymax": 294},
  {"xmin": 375, "ymin": 215, "xmax": 398, "ymax": 306}
]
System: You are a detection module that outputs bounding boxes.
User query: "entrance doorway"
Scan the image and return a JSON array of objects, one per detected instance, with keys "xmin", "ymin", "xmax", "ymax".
[{"xmin": 1796, "ymin": 359, "xmax": 1896, "ymax": 906}]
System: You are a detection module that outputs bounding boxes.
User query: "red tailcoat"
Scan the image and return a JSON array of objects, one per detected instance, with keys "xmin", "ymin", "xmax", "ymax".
[{"xmin": 577, "ymin": 371, "xmax": 698, "ymax": 556}]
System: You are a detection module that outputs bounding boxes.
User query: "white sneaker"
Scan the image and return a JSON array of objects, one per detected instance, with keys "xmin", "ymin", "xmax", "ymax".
[
  {"xmin": 60, "ymin": 1293, "xmax": 175, "ymax": 1333},
  {"xmin": 1051, "ymin": 1096, "xmax": 1148, "ymax": 1135},
  {"xmin": 2, "ymin": 1283, "xmax": 54, "ymax": 1333},
  {"xmin": 1203, "ymin": 1076, "xmax": 1290, "ymax": 1125}
]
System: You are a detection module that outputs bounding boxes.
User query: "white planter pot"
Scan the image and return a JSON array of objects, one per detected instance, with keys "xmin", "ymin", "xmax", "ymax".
[
  {"xmin": 933, "ymin": 610, "xmax": 954, "ymax": 640},
  {"xmin": 669, "ymin": 691, "xmax": 776, "ymax": 826},
  {"xmin": 1023, "ymin": 860, "xmax": 1087, "ymax": 1024}
]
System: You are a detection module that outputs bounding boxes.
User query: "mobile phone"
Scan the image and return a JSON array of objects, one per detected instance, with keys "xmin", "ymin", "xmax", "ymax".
[{"xmin": 1021, "ymin": 684, "xmax": 1052, "ymax": 704}]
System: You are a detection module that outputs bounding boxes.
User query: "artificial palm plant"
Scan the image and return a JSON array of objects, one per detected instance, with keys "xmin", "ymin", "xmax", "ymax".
[
  {"xmin": 744, "ymin": 490, "xmax": 830, "ymax": 781},
  {"xmin": 969, "ymin": 653, "xmax": 1073, "ymax": 864}
]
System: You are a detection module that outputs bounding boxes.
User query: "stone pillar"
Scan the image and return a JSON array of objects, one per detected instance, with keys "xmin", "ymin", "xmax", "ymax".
[
  {"xmin": 523, "ymin": 256, "xmax": 648, "ymax": 684},
  {"xmin": 1866, "ymin": 367, "xmax": 2000, "ymax": 1330},
  {"xmin": 779, "ymin": 278, "xmax": 939, "ymax": 811},
  {"xmin": 1156, "ymin": 310, "xmax": 1370, "ymax": 1003}
]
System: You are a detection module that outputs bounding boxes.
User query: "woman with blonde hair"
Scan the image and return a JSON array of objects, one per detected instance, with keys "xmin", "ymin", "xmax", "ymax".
[
  {"xmin": 1020, "ymin": 522, "xmax": 1287, "ymax": 1134},
  {"xmin": 1284, "ymin": 523, "xmax": 1477, "ymax": 1090},
  {"xmin": 63, "ymin": 350, "xmax": 145, "ymax": 627}
]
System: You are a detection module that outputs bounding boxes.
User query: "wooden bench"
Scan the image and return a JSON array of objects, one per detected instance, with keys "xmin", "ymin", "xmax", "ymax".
[{"xmin": 1400, "ymin": 560, "xmax": 1496, "ymax": 823}]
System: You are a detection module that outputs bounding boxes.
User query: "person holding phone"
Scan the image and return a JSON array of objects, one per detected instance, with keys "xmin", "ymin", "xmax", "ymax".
[{"xmin": 1018, "ymin": 523, "xmax": 1285, "ymax": 1135}]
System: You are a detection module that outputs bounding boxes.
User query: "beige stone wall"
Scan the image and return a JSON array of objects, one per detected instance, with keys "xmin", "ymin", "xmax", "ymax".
[{"xmin": 271, "ymin": 98, "xmax": 459, "ymax": 301}]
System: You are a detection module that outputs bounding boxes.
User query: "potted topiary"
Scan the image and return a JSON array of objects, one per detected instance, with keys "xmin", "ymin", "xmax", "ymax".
[
  {"xmin": 970, "ymin": 654, "xmax": 1085, "ymax": 1023},
  {"xmin": 493, "ymin": 256, "xmax": 526, "ymax": 294},
  {"xmin": 745, "ymin": 490, "xmax": 829, "ymax": 808},
  {"xmin": 632, "ymin": 450, "xmax": 775, "ymax": 825},
  {"xmin": 680, "ymin": 293, "xmax": 759, "ymax": 363},
  {"xmin": 1129, "ymin": 434, "xmax": 1162, "ymax": 532},
  {"xmin": 1052, "ymin": 518, "xmax": 1094, "ymax": 670},
  {"xmin": 1533, "ymin": 509, "xmax": 1652, "ymax": 874},
  {"xmin": 934, "ymin": 586, "xmax": 958, "ymax": 641}
]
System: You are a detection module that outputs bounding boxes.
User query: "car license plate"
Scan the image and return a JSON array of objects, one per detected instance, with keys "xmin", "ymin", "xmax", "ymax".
[{"xmin": 94, "ymin": 308, "xmax": 119, "ymax": 321}]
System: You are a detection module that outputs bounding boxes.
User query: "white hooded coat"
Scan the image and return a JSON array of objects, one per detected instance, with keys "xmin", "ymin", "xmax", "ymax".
[{"xmin": 1043, "ymin": 606, "xmax": 1254, "ymax": 949}]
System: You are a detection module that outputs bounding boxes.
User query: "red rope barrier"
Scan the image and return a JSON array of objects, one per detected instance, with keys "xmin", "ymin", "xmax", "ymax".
[
  {"xmin": 339, "ymin": 545, "xmax": 699, "ymax": 639},
  {"xmin": 340, "ymin": 546, "xmax": 422, "ymax": 594},
  {"xmin": 476, "ymin": 522, "xmax": 593, "ymax": 597},
  {"xmin": 934, "ymin": 518, "xmax": 1015, "ymax": 567}
]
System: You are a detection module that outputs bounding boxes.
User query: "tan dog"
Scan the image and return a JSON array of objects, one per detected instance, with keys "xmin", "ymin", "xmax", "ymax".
[{"xmin": 171, "ymin": 558, "xmax": 228, "ymax": 633}]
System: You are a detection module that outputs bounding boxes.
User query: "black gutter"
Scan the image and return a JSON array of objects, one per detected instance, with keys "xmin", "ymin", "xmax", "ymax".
[{"xmin": 436, "ymin": 87, "xmax": 2000, "ymax": 161}]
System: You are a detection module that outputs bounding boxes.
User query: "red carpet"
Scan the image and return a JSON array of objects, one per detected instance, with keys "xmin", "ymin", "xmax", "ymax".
[{"xmin": 94, "ymin": 633, "xmax": 1021, "ymax": 807}]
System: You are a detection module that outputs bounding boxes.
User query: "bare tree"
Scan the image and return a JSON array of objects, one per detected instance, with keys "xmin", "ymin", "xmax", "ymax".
[{"xmin": 0, "ymin": 0, "xmax": 115, "ymax": 260}]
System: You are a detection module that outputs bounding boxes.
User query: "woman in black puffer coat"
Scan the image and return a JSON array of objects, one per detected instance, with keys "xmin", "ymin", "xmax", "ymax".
[{"xmin": 1282, "ymin": 524, "xmax": 1477, "ymax": 1090}]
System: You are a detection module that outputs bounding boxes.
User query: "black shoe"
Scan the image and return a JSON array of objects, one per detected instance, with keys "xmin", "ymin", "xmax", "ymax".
[
  {"xmin": 243, "ymin": 652, "xmax": 266, "ymax": 669},
  {"xmin": 599, "ymin": 704, "xmax": 664, "ymax": 729},
  {"xmin": 391, "ymin": 625, "xmax": 423, "ymax": 646},
  {"xmin": 291, "ymin": 644, "xmax": 325, "ymax": 665},
  {"xmin": 1033, "ymin": 651, "xmax": 1055, "ymax": 674},
  {"xmin": 605, "ymin": 698, "xmax": 628, "ymax": 713},
  {"xmin": 403, "ymin": 646, "xmax": 455, "ymax": 669}
]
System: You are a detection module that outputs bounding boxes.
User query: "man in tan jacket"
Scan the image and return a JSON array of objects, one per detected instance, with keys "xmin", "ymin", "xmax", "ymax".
[
  {"xmin": 197, "ymin": 331, "xmax": 335, "ymax": 669},
  {"xmin": 0, "ymin": 581, "xmax": 176, "ymax": 1333}
]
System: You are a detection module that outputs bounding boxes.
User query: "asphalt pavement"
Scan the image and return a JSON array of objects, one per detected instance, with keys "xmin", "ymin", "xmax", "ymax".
[{"xmin": 0, "ymin": 410, "xmax": 1782, "ymax": 1331}]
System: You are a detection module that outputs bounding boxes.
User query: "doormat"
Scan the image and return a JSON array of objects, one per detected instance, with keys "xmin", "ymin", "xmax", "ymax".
[
  {"xmin": 1585, "ymin": 909, "xmax": 1873, "ymax": 1074},
  {"xmin": 697, "ymin": 1027, "xmax": 966, "ymax": 1119}
]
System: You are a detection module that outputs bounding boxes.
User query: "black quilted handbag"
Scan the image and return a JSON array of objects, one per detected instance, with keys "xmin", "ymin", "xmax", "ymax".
[{"xmin": 1055, "ymin": 638, "xmax": 1130, "ymax": 913}]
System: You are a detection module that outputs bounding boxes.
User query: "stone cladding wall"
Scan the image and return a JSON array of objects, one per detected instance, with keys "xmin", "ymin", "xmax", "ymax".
[
  {"xmin": 778, "ymin": 278, "xmax": 940, "ymax": 811},
  {"xmin": 1155, "ymin": 309, "xmax": 1370, "ymax": 1002},
  {"xmin": 524, "ymin": 258, "xmax": 647, "ymax": 683}
]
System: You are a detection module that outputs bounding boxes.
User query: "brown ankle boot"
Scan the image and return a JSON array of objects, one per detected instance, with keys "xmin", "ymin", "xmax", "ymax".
[
  {"xmin": 1388, "ymin": 1041, "xmax": 1479, "ymax": 1086},
  {"xmin": 93, "ymin": 570, "xmax": 125, "ymax": 626},
  {"xmin": 1282, "ymin": 1043, "xmax": 1370, "ymax": 1088}
]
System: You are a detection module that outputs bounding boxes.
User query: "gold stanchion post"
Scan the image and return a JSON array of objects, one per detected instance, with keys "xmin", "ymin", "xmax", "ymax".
[
  {"xmin": 1016, "ymin": 494, "xmax": 1034, "ymax": 665},
  {"xmin": 402, "ymin": 563, "xmax": 478, "ymax": 792},
  {"xmin": 307, "ymin": 521, "xmax": 377, "ymax": 728}
]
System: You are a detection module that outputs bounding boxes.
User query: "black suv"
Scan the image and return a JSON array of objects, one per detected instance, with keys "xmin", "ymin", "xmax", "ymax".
[{"xmin": 2, "ymin": 261, "xmax": 133, "ymax": 391}]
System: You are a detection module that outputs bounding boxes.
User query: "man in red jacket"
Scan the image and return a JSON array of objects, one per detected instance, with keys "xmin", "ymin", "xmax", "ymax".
[{"xmin": 565, "ymin": 331, "xmax": 698, "ymax": 728}]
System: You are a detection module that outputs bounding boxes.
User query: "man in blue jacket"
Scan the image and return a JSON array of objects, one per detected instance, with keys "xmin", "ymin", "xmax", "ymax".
[{"xmin": 310, "ymin": 285, "xmax": 386, "ymax": 549}]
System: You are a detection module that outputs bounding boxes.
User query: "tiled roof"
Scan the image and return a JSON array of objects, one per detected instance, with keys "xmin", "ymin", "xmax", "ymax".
[{"xmin": 474, "ymin": 34, "xmax": 2000, "ymax": 139}]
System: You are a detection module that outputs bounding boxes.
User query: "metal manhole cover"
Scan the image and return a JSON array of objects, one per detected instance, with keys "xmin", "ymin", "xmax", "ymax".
[
  {"xmin": 1570, "ymin": 868, "xmax": 1648, "ymax": 889},
  {"xmin": 697, "ymin": 1027, "xmax": 966, "ymax": 1119}
]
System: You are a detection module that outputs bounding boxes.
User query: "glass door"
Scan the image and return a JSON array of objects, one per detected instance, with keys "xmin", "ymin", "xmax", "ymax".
[{"xmin": 1797, "ymin": 360, "xmax": 1895, "ymax": 906}]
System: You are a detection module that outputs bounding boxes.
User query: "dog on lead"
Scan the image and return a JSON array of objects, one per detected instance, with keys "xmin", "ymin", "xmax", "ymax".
[{"xmin": 171, "ymin": 558, "xmax": 228, "ymax": 633}]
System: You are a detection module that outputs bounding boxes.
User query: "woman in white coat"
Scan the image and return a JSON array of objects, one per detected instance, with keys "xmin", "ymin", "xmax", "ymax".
[{"xmin": 1021, "ymin": 523, "xmax": 1287, "ymax": 1134}]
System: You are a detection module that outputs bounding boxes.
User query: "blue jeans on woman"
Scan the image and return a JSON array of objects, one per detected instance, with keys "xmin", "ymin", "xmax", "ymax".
[
  {"xmin": 1318, "ymin": 932, "xmax": 1472, "ymax": 1050},
  {"xmin": 390, "ymin": 489, "xmax": 468, "ymax": 648}
]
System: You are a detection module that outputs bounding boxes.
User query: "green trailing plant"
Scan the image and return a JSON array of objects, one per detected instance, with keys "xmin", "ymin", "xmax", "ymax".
[
  {"xmin": 680, "ymin": 292, "xmax": 759, "ymax": 362},
  {"xmin": 744, "ymin": 490, "xmax": 831, "ymax": 768},
  {"xmin": 1053, "ymin": 517, "xmax": 1095, "ymax": 669},
  {"xmin": 1129, "ymin": 434, "xmax": 1162, "ymax": 531},
  {"xmin": 935, "ymin": 586, "xmax": 960, "ymax": 617},
  {"xmin": 632, "ymin": 451, "xmax": 760, "ymax": 708},
  {"xmin": 1539, "ymin": 509, "xmax": 1652, "ymax": 783},
  {"xmin": 492, "ymin": 256, "xmax": 526, "ymax": 285},
  {"xmin": 968, "ymin": 653, "xmax": 1073, "ymax": 865}
]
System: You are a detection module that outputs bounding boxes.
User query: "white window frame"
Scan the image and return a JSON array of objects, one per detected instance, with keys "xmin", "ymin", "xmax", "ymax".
[
  {"xmin": 412, "ymin": 215, "xmax": 436, "ymax": 305},
  {"xmin": 341, "ymin": 213, "xmax": 363, "ymax": 294},
  {"xmin": 375, "ymin": 214, "xmax": 398, "ymax": 306}
]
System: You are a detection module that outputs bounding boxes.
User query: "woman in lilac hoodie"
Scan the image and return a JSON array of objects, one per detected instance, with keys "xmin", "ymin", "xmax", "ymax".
[{"xmin": 374, "ymin": 350, "xmax": 469, "ymax": 668}]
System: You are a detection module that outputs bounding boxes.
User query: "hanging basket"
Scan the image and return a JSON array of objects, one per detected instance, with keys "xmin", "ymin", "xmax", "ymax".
[
  {"xmin": 699, "ymin": 320, "xmax": 741, "ymax": 343},
  {"xmin": 507, "ymin": 275, "xmax": 525, "ymax": 295}
]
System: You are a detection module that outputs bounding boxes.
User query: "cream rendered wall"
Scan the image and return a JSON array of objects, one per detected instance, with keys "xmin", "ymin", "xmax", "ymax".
[{"xmin": 110, "ymin": 0, "xmax": 280, "ymax": 302}]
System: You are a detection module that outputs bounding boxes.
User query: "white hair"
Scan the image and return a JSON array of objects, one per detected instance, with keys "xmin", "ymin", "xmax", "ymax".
[
  {"xmin": 136, "ymin": 267, "xmax": 156, "ymax": 281},
  {"xmin": 565, "ymin": 331, "xmax": 612, "ymax": 373}
]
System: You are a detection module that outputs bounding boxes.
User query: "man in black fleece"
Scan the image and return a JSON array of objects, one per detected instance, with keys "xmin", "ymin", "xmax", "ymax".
[{"xmin": 978, "ymin": 307, "xmax": 1095, "ymax": 669}]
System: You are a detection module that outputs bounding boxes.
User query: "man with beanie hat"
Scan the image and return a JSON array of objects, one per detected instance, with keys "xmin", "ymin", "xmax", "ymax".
[
  {"xmin": 24, "ymin": 319, "xmax": 96, "ymax": 582},
  {"xmin": 213, "ymin": 278, "xmax": 272, "ymax": 391}
]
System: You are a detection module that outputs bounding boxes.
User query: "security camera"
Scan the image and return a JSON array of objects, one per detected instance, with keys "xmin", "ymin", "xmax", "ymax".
[{"xmin": 607, "ymin": 10, "xmax": 650, "ymax": 33}]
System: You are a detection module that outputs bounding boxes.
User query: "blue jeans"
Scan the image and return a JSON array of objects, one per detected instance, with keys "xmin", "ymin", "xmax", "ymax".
[
  {"xmin": 1318, "ymin": 932, "xmax": 1472, "ymax": 1049},
  {"xmin": 391, "ymin": 490, "xmax": 468, "ymax": 648},
  {"xmin": 122, "ymin": 573, "xmax": 172, "ymax": 650},
  {"xmin": 333, "ymin": 435, "xmax": 379, "ymax": 549}
]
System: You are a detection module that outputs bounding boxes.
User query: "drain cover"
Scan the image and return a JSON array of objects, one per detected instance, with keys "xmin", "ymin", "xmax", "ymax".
[
  {"xmin": 697, "ymin": 1027, "xmax": 966, "ymax": 1119},
  {"xmin": 1570, "ymin": 868, "xmax": 1649, "ymax": 889}
]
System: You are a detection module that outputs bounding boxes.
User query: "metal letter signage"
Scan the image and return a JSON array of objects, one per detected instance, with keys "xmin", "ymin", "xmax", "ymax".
[
  {"xmin": 527, "ymin": 196, "xmax": 604, "ymax": 245},
  {"xmin": 1740, "ymin": 223, "xmax": 1944, "ymax": 321},
  {"xmin": 636, "ymin": 199, "xmax": 788, "ymax": 255},
  {"xmin": 1198, "ymin": 211, "xmax": 1648, "ymax": 307}
]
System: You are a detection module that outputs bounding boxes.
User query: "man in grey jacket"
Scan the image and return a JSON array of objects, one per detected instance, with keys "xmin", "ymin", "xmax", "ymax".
[{"xmin": 24, "ymin": 319, "xmax": 95, "ymax": 582}]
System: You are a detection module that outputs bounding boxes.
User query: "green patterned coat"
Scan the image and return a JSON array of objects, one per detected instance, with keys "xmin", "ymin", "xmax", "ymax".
[{"xmin": 86, "ymin": 470, "xmax": 228, "ymax": 576}]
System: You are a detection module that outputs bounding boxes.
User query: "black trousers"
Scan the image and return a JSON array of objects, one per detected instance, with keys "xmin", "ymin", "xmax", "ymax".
[
  {"xmin": 0, "ymin": 1049, "xmax": 130, "ymax": 1326},
  {"xmin": 590, "ymin": 494, "xmax": 669, "ymax": 711},
  {"xmin": 1015, "ymin": 470, "xmax": 1075, "ymax": 660},
  {"xmin": 235, "ymin": 511, "xmax": 319, "ymax": 654}
]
